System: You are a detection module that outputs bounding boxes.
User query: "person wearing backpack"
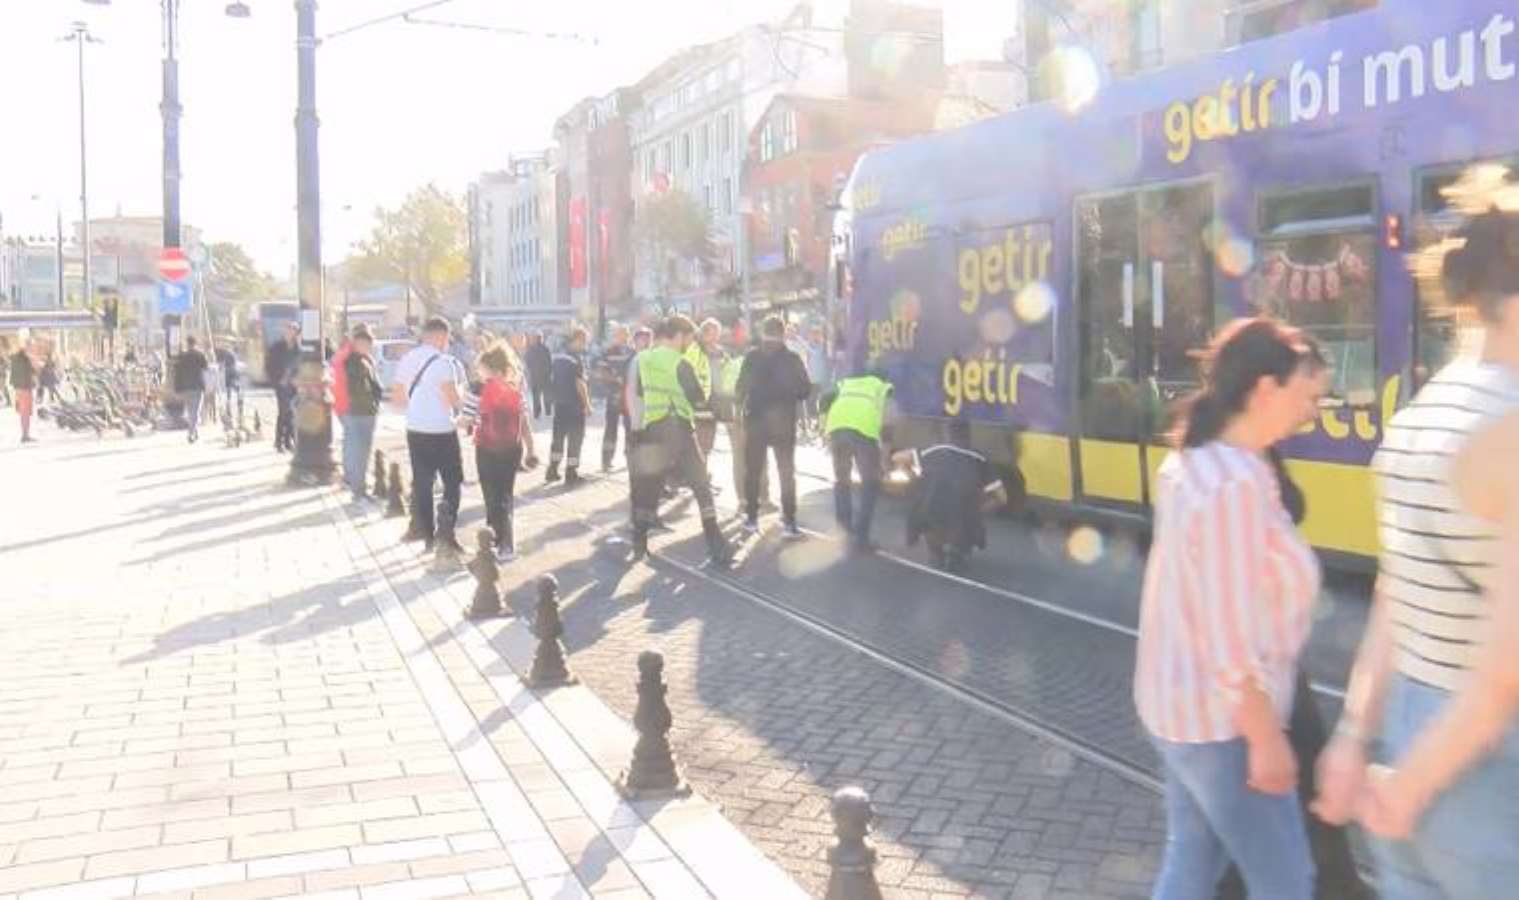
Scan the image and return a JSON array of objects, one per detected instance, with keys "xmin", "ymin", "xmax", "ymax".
[
  {"xmin": 391, "ymin": 317, "xmax": 469, "ymax": 558},
  {"xmin": 465, "ymin": 342, "xmax": 537, "ymax": 561}
]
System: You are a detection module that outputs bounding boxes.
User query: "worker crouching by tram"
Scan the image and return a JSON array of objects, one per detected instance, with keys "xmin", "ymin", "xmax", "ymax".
[
  {"xmin": 896, "ymin": 420, "xmax": 1006, "ymax": 572},
  {"xmin": 626, "ymin": 315, "xmax": 733, "ymax": 569},
  {"xmin": 821, "ymin": 367, "xmax": 894, "ymax": 553}
]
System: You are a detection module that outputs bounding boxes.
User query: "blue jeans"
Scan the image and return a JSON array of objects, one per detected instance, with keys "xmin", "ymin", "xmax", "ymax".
[
  {"xmin": 180, "ymin": 390, "xmax": 203, "ymax": 439},
  {"xmin": 1152, "ymin": 736, "xmax": 1314, "ymax": 900},
  {"xmin": 1369, "ymin": 673, "xmax": 1519, "ymax": 899},
  {"xmin": 341, "ymin": 414, "xmax": 377, "ymax": 495}
]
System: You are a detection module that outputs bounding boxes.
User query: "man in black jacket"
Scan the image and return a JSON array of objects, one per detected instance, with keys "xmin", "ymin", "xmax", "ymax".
[
  {"xmin": 596, "ymin": 323, "xmax": 635, "ymax": 471},
  {"xmin": 735, "ymin": 315, "xmax": 811, "ymax": 539},
  {"xmin": 266, "ymin": 323, "xmax": 300, "ymax": 452},
  {"xmin": 524, "ymin": 332, "xmax": 553, "ymax": 419}
]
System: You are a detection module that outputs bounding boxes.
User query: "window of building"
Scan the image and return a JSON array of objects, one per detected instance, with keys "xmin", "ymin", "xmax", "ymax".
[
  {"xmin": 760, "ymin": 122, "xmax": 775, "ymax": 162},
  {"xmin": 719, "ymin": 111, "xmax": 733, "ymax": 155},
  {"xmin": 1133, "ymin": 0, "xmax": 1164, "ymax": 70},
  {"xmin": 700, "ymin": 124, "xmax": 711, "ymax": 165},
  {"xmin": 782, "ymin": 109, "xmax": 798, "ymax": 154},
  {"xmin": 1255, "ymin": 183, "xmax": 1379, "ymax": 403},
  {"xmin": 483, "ymin": 269, "xmax": 492, "ymax": 288},
  {"xmin": 645, "ymin": 149, "xmax": 657, "ymax": 182},
  {"xmin": 681, "ymin": 132, "xmax": 693, "ymax": 170},
  {"xmin": 723, "ymin": 177, "xmax": 734, "ymax": 215},
  {"xmin": 660, "ymin": 142, "xmax": 671, "ymax": 173},
  {"xmin": 704, "ymin": 184, "xmax": 713, "ymax": 212},
  {"xmin": 1228, "ymin": 0, "xmax": 1379, "ymax": 46},
  {"xmin": 706, "ymin": 69, "xmax": 721, "ymax": 92}
]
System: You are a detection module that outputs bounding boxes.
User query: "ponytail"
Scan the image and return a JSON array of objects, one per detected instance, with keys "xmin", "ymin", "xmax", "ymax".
[
  {"xmin": 1267, "ymin": 446, "xmax": 1306, "ymax": 525},
  {"xmin": 1175, "ymin": 389, "xmax": 1227, "ymax": 449}
]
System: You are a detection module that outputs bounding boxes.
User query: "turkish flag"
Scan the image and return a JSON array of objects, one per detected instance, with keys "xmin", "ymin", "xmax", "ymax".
[{"xmin": 569, "ymin": 198, "xmax": 587, "ymax": 289}]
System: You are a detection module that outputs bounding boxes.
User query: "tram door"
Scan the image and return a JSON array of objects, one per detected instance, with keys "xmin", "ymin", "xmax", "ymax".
[{"xmin": 1075, "ymin": 183, "xmax": 1214, "ymax": 510}]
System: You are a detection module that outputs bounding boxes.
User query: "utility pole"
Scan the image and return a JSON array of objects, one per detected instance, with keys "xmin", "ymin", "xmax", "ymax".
[
  {"xmin": 61, "ymin": 21, "xmax": 100, "ymax": 313},
  {"xmin": 288, "ymin": 0, "xmax": 335, "ymax": 485},
  {"xmin": 161, "ymin": 0, "xmax": 182, "ymax": 370}
]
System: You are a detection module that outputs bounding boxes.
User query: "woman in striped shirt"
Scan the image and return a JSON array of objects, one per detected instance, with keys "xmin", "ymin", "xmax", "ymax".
[
  {"xmin": 1134, "ymin": 318, "xmax": 1328, "ymax": 899},
  {"xmin": 1314, "ymin": 198, "xmax": 1519, "ymax": 898}
]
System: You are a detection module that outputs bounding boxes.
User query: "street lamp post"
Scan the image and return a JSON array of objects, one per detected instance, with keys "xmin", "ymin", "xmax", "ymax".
[
  {"xmin": 287, "ymin": 0, "xmax": 336, "ymax": 485},
  {"xmin": 61, "ymin": 21, "xmax": 100, "ymax": 315}
]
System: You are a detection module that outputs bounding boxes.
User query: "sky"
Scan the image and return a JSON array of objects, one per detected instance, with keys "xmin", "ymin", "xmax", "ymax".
[{"xmin": 0, "ymin": 0, "xmax": 1016, "ymax": 276}]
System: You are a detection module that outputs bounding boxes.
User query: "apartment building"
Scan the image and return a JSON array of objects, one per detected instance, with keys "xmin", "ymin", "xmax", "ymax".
[{"xmin": 469, "ymin": 156, "xmax": 572, "ymax": 328}]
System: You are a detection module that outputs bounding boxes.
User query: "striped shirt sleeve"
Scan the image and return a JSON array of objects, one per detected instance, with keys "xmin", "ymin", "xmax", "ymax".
[{"xmin": 1191, "ymin": 467, "xmax": 1272, "ymax": 703}]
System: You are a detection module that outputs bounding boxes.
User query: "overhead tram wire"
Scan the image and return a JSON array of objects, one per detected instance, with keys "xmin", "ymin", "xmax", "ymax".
[
  {"xmin": 397, "ymin": 16, "xmax": 599, "ymax": 45},
  {"xmin": 320, "ymin": 0, "xmax": 462, "ymax": 43}
]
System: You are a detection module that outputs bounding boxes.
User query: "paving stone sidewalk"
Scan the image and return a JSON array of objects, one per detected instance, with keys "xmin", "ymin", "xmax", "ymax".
[{"xmin": 0, "ymin": 425, "xmax": 801, "ymax": 900}]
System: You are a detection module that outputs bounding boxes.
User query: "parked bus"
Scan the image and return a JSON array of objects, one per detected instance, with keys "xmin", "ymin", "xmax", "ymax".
[
  {"xmin": 240, "ymin": 300, "xmax": 298, "ymax": 386},
  {"xmin": 836, "ymin": 0, "xmax": 1512, "ymax": 567}
]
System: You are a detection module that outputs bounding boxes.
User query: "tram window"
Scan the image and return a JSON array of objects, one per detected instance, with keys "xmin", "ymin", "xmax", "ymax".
[
  {"xmin": 1255, "ymin": 184, "xmax": 1378, "ymax": 404},
  {"xmin": 1412, "ymin": 161, "xmax": 1519, "ymax": 386}
]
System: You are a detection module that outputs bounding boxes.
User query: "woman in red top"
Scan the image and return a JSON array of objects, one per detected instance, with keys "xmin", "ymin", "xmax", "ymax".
[{"xmin": 470, "ymin": 343, "xmax": 537, "ymax": 561}]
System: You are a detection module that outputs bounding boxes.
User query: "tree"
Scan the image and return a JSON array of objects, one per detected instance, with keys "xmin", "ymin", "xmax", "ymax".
[
  {"xmin": 350, "ymin": 183, "xmax": 469, "ymax": 319},
  {"xmin": 633, "ymin": 189, "xmax": 716, "ymax": 303},
  {"xmin": 204, "ymin": 241, "xmax": 274, "ymax": 301}
]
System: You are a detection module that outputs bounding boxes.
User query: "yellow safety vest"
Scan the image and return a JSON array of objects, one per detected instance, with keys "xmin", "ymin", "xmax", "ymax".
[
  {"xmin": 720, "ymin": 356, "xmax": 744, "ymax": 397},
  {"xmin": 639, "ymin": 347, "xmax": 692, "ymax": 426},
  {"xmin": 683, "ymin": 342, "xmax": 712, "ymax": 401},
  {"xmin": 825, "ymin": 376, "xmax": 891, "ymax": 441}
]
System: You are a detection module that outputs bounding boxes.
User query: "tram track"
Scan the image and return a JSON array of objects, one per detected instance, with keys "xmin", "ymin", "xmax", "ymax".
[{"xmin": 365, "ymin": 410, "xmax": 1347, "ymax": 790}]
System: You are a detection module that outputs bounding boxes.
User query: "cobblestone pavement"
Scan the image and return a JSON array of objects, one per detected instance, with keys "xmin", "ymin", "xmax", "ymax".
[
  {"xmin": 362, "ymin": 414, "xmax": 1165, "ymax": 898},
  {"xmin": 0, "ymin": 417, "xmax": 800, "ymax": 900}
]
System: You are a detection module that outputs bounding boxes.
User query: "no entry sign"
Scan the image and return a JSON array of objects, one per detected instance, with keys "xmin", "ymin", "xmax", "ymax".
[{"xmin": 157, "ymin": 248, "xmax": 192, "ymax": 283}]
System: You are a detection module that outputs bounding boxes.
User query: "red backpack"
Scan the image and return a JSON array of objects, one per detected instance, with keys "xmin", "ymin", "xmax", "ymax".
[{"xmin": 329, "ymin": 343, "xmax": 352, "ymax": 415}]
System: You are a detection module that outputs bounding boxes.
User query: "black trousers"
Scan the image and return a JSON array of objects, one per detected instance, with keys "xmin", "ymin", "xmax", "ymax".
[
  {"xmin": 476, "ymin": 445, "xmax": 522, "ymax": 552},
  {"xmin": 407, "ymin": 430, "xmax": 464, "ymax": 541},
  {"xmin": 602, "ymin": 398, "xmax": 630, "ymax": 468},
  {"xmin": 273, "ymin": 385, "xmax": 296, "ymax": 449},
  {"xmin": 530, "ymin": 380, "xmax": 551, "ymax": 418},
  {"xmin": 631, "ymin": 418, "xmax": 724, "ymax": 552},
  {"xmin": 549, "ymin": 410, "xmax": 585, "ymax": 473},
  {"xmin": 744, "ymin": 411, "xmax": 797, "ymax": 523},
  {"xmin": 831, "ymin": 429, "xmax": 881, "ymax": 543}
]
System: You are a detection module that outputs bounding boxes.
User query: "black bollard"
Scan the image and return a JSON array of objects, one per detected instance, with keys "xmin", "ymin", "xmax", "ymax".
[
  {"xmin": 467, "ymin": 528, "xmax": 504, "ymax": 619},
  {"xmin": 527, "ymin": 575, "xmax": 574, "ymax": 688},
  {"xmin": 385, "ymin": 463, "xmax": 407, "ymax": 519},
  {"xmin": 825, "ymin": 787, "xmax": 884, "ymax": 900},
  {"xmin": 373, "ymin": 451, "xmax": 387, "ymax": 496},
  {"xmin": 616, "ymin": 650, "xmax": 689, "ymax": 799}
]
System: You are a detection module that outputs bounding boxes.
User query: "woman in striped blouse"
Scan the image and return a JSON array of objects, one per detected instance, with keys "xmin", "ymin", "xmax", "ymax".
[
  {"xmin": 1134, "ymin": 318, "xmax": 1329, "ymax": 899},
  {"xmin": 1314, "ymin": 198, "xmax": 1519, "ymax": 898}
]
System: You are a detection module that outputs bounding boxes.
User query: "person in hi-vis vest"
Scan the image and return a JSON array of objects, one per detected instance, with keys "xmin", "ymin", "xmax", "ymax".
[
  {"xmin": 625, "ymin": 315, "xmax": 733, "ymax": 568},
  {"xmin": 821, "ymin": 367, "xmax": 894, "ymax": 553}
]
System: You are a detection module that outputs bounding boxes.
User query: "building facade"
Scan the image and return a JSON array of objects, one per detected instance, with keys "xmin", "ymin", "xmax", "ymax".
[
  {"xmin": 744, "ymin": 94, "xmax": 935, "ymax": 314},
  {"xmin": 626, "ymin": 6, "xmax": 855, "ymax": 314},
  {"xmin": 469, "ymin": 156, "xmax": 573, "ymax": 330},
  {"xmin": 553, "ymin": 88, "xmax": 638, "ymax": 326}
]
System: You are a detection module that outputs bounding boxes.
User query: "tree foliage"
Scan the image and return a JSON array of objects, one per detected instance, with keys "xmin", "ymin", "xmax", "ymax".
[
  {"xmin": 204, "ymin": 241, "xmax": 274, "ymax": 301},
  {"xmin": 351, "ymin": 183, "xmax": 469, "ymax": 317},
  {"xmin": 633, "ymin": 189, "xmax": 716, "ymax": 298}
]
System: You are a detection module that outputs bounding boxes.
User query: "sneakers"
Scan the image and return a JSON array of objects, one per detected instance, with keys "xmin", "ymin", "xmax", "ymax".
[
  {"xmin": 564, "ymin": 470, "xmax": 583, "ymax": 488},
  {"xmin": 544, "ymin": 465, "xmax": 561, "ymax": 483},
  {"xmin": 782, "ymin": 521, "xmax": 804, "ymax": 541},
  {"xmin": 701, "ymin": 547, "xmax": 733, "ymax": 571},
  {"xmin": 401, "ymin": 526, "xmax": 430, "ymax": 543},
  {"xmin": 741, "ymin": 517, "xmax": 760, "ymax": 535},
  {"xmin": 495, "ymin": 545, "xmax": 517, "ymax": 563},
  {"xmin": 435, "ymin": 536, "xmax": 465, "ymax": 558}
]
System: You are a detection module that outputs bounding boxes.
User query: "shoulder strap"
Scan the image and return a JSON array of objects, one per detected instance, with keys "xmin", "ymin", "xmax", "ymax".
[{"xmin": 408, "ymin": 352, "xmax": 441, "ymax": 399}]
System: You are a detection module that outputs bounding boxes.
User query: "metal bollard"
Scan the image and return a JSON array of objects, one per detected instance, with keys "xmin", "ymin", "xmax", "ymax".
[
  {"xmin": 616, "ymin": 650, "xmax": 689, "ymax": 799},
  {"xmin": 373, "ymin": 451, "xmax": 387, "ymax": 496},
  {"xmin": 527, "ymin": 575, "xmax": 574, "ymax": 687},
  {"xmin": 467, "ymin": 528, "xmax": 504, "ymax": 619},
  {"xmin": 385, "ymin": 462, "xmax": 406, "ymax": 519},
  {"xmin": 825, "ymin": 786, "xmax": 884, "ymax": 900}
]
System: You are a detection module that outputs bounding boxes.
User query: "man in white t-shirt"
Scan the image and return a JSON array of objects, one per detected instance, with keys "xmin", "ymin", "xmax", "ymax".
[{"xmin": 391, "ymin": 317, "xmax": 468, "ymax": 556}]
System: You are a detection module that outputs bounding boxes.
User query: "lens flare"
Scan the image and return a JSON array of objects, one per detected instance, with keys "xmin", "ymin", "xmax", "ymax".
[
  {"xmin": 979, "ymin": 308, "xmax": 1017, "ymax": 345},
  {"xmin": 1042, "ymin": 45, "xmax": 1102, "ymax": 114},
  {"xmin": 778, "ymin": 539, "xmax": 846, "ymax": 579},
  {"xmin": 1066, "ymin": 526, "xmax": 1104, "ymax": 565},
  {"xmin": 1014, "ymin": 282, "xmax": 1056, "ymax": 324}
]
